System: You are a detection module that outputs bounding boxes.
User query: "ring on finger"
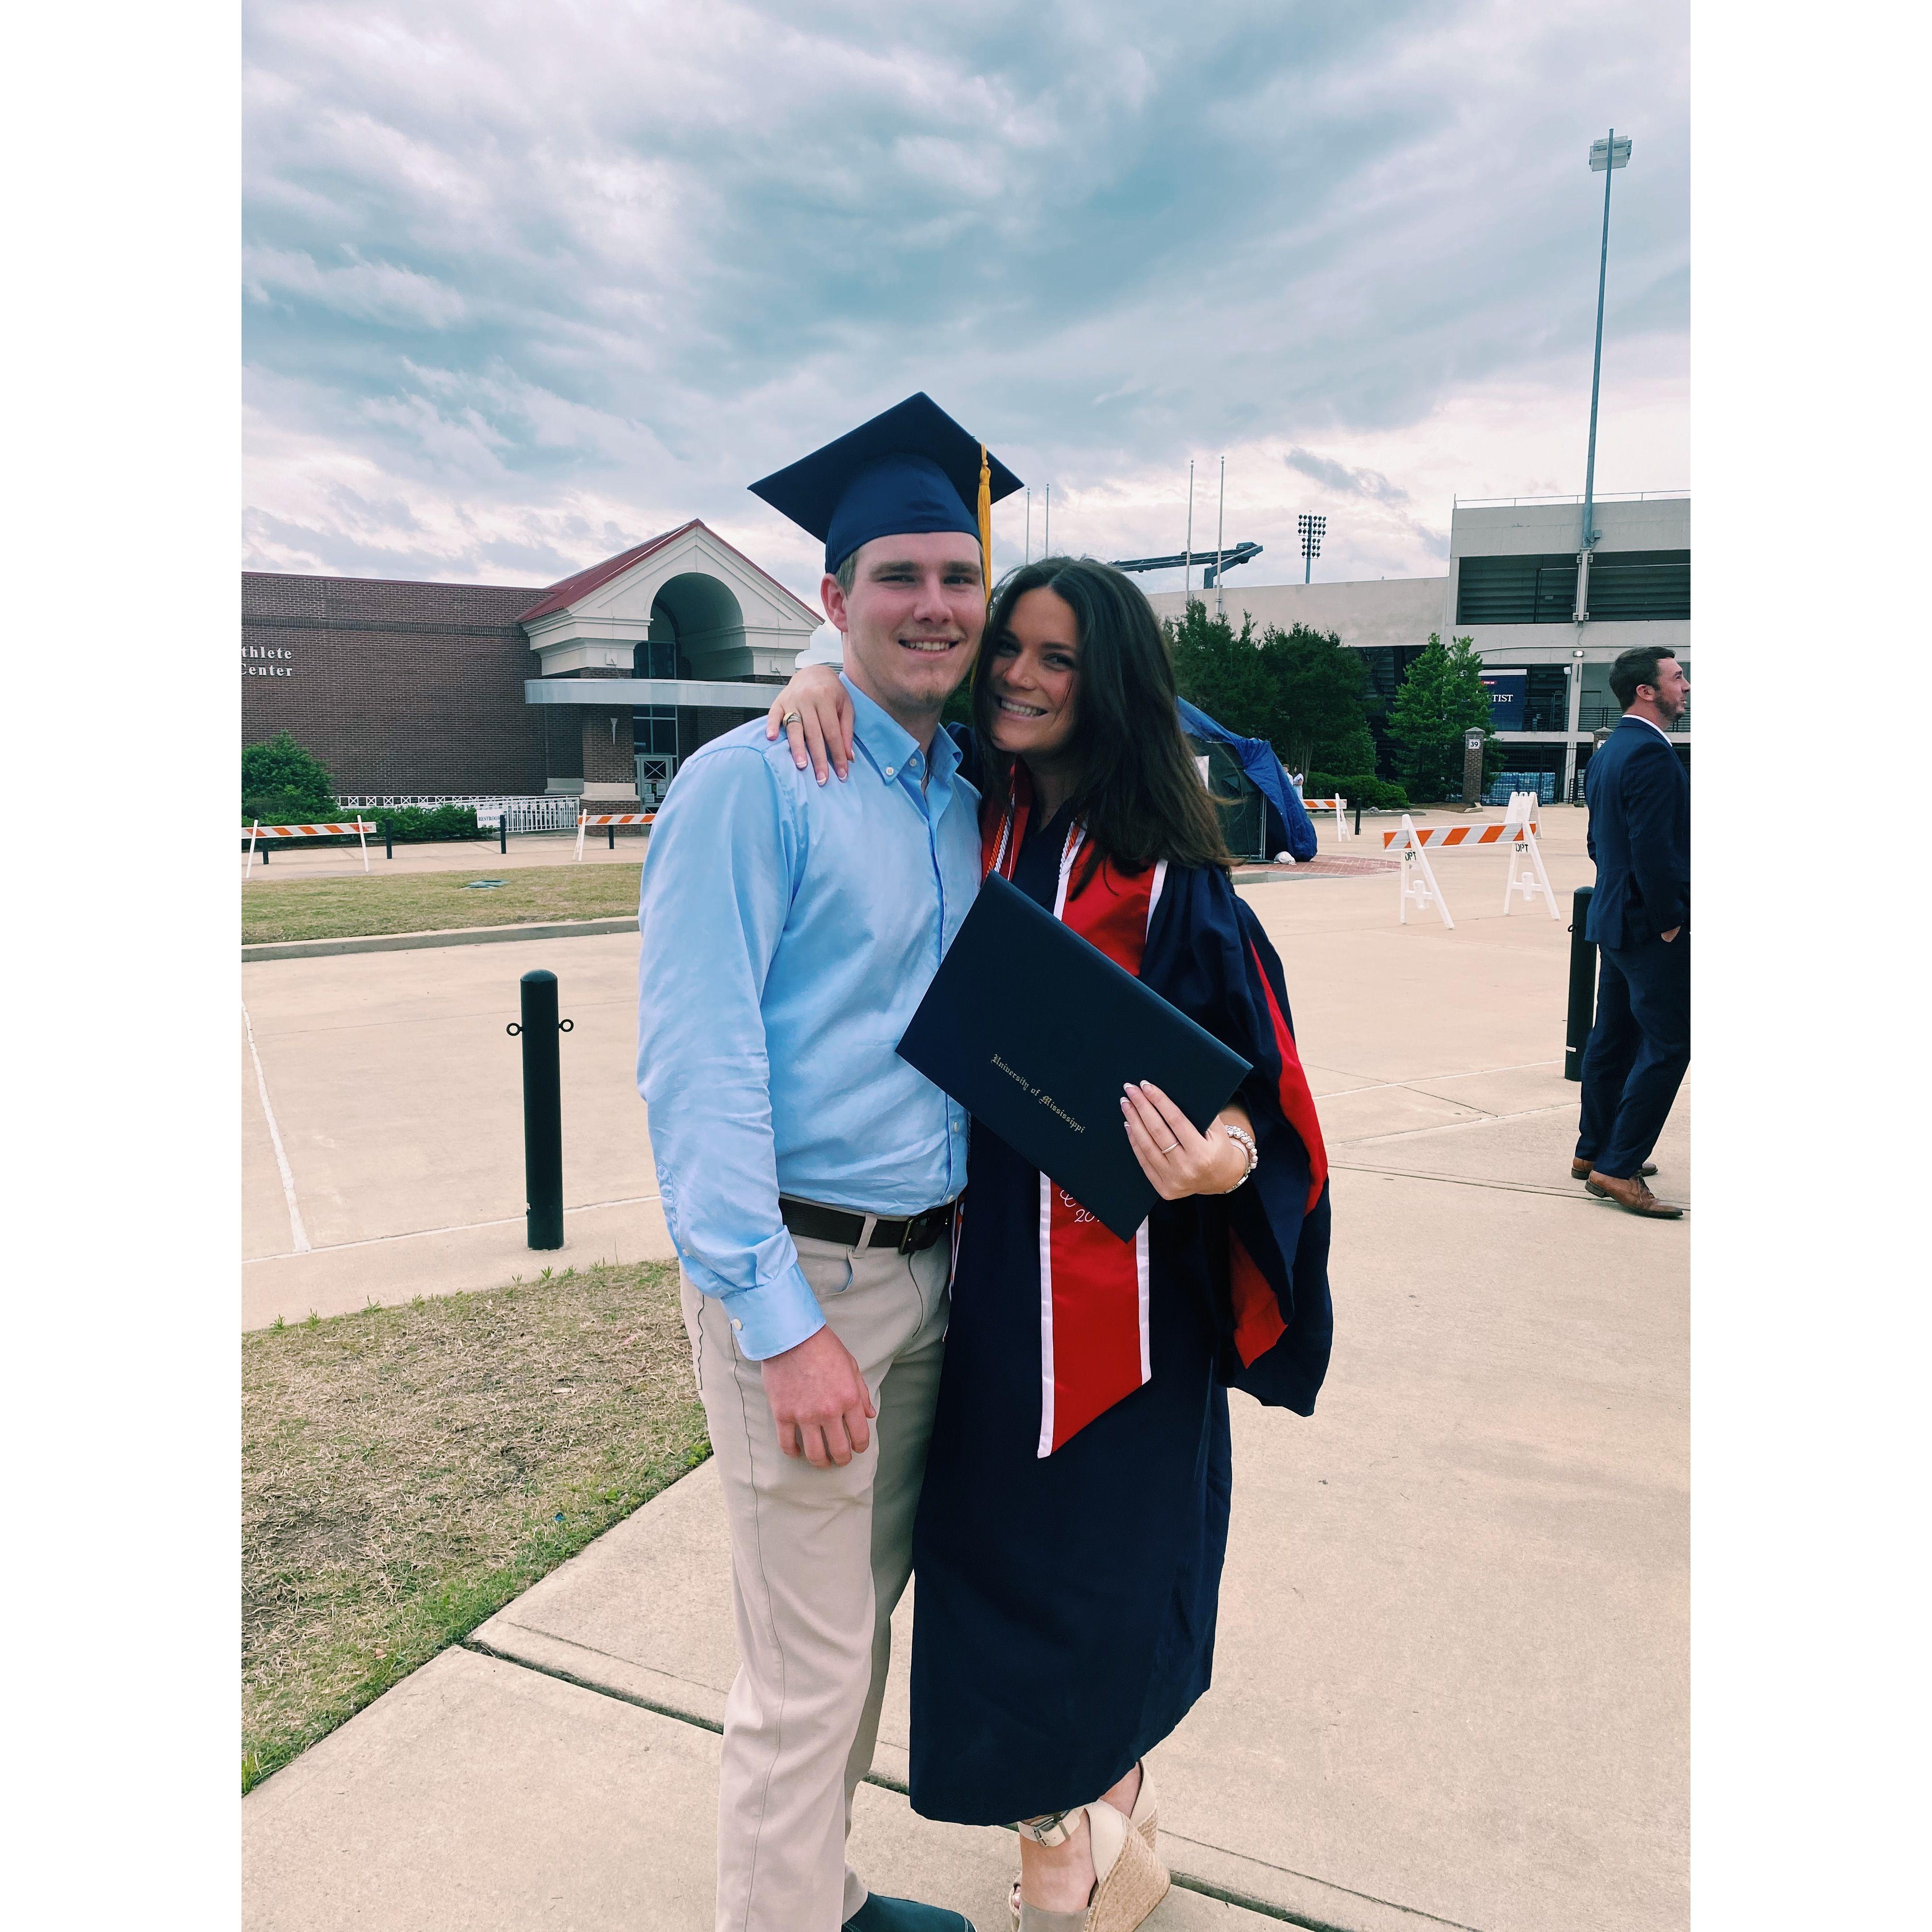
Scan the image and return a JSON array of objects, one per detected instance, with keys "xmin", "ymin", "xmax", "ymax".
[
  {"xmin": 1160, "ymin": 1139, "xmax": 1180, "ymax": 1153},
  {"xmin": 781, "ymin": 710, "xmax": 803, "ymax": 727}
]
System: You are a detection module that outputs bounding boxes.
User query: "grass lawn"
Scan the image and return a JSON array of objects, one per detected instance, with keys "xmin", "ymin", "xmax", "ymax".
[
  {"xmin": 242, "ymin": 1259, "xmax": 706, "ymax": 1794},
  {"xmin": 242, "ymin": 862, "xmax": 643, "ymax": 944}
]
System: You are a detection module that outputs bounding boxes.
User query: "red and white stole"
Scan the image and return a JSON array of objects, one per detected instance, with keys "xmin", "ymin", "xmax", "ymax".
[{"xmin": 981, "ymin": 771, "xmax": 1166, "ymax": 1457}]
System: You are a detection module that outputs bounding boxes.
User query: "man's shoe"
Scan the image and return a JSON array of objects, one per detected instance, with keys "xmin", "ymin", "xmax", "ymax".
[
  {"xmin": 1572, "ymin": 1157, "xmax": 1656, "ymax": 1180},
  {"xmin": 1585, "ymin": 1171, "xmax": 1683, "ymax": 1218},
  {"xmin": 844, "ymin": 1893, "xmax": 977, "ymax": 1932}
]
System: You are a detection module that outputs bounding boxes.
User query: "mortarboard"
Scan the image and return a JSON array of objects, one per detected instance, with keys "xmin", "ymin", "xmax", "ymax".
[{"xmin": 748, "ymin": 392, "xmax": 1023, "ymax": 586}]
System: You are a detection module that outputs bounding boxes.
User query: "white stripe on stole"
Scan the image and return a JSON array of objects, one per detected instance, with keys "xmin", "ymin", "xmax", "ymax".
[
  {"xmin": 1135, "ymin": 860, "xmax": 1166, "ymax": 1382},
  {"xmin": 1036, "ymin": 1171, "xmax": 1056, "ymax": 1458}
]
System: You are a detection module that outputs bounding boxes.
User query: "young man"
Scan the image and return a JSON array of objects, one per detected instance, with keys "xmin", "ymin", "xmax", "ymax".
[
  {"xmin": 636, "ymin": 394, "xmax": 1021, "ymax": 1932},
  {"xmin": 1574, "ymin": 646, "xmax": 1691, "ymax": 1217}
]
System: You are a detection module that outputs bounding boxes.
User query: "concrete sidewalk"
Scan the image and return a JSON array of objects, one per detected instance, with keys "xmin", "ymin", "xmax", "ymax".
[{"xmin": 242, "ymin": 800, "xmax": 1688, "ymax": 1930}]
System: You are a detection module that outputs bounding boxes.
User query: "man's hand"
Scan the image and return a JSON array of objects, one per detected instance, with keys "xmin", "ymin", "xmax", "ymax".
[
  {"xmin": 764, "ymin": 665, "xmax": 854, "ymax": 785},
  {"xmin": 760, "ymin": 1324, "xmax": 876, "ymax": 1468},
  {"xmin": 1660, "ymin": 927, "xmax": 1681, "ymax": 943}
]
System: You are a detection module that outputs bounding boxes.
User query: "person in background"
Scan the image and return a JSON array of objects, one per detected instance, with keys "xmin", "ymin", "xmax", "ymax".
[{"xmin": 1573, "ymin": 645, "xmax": 1691, "ymax": 1217}]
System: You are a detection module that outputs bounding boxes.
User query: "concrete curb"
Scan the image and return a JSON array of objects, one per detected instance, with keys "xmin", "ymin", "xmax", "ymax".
[{"xmin": 243, "ymin": 917, "xmax": 638, "ymax": 962}]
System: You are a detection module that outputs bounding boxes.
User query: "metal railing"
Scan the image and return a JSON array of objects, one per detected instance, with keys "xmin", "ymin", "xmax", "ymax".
[
  {"xmin": 1453, "ymin": 489, "xmax": 1690, "ymax": 509},
  {"xmin": 1579, "ymin": 706, "xmax": 1689, "ymax": 733},
  {"xmin": 335, "ymin": 794, "xmax": 585, "ymax": 831}
]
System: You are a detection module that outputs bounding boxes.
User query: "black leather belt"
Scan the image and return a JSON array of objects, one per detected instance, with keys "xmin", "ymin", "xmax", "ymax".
[{"xmin": 780, "ymin": 1196, "xmax": 956, "ymax": 1254}]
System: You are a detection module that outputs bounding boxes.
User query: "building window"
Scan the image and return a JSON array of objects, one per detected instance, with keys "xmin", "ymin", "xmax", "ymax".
[
  {"xmin": 1455, "ymin": 549, "xmax": 1690, "ymax": 624},
  {"xmin": 633, "ymin": 707, "xmax": 677, "ymax": 756}
]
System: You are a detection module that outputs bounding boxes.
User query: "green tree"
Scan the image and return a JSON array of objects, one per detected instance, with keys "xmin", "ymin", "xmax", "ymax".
[
  {"xmin": 242, "ymin": 730, "xmax": 338, "ymax": 822},
  {"xmin": 1258, "ymin": 623, "xmax": 1377, "ymax": 777},
  {"xmin": 1387, "ymin": 633, "xmax": 1501, "ymax": 801},
  {"xmin": 1165, "ymin": 601, "xmax": 1277, "ymax": 744}
]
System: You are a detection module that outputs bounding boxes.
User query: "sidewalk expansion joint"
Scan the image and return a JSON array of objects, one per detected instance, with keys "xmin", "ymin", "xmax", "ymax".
[
  {"xmin": 460, "ymin": 1637, "xmax": 1484, "ymax": 1932},
  {"xmin": 1330, "ymin": 1161, "xmax": 1690, "ymax": 1210}
]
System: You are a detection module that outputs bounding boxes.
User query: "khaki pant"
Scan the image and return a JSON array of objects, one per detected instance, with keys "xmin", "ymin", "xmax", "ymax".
[{"xmin": 681, "ymin": 1231, "xmax": 951, "ymax": 1932}]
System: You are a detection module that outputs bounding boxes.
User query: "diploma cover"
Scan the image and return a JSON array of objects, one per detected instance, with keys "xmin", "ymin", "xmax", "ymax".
[{"xmin": 897, "ymin": 870, "xmax": 1251, "ymax": 1241}]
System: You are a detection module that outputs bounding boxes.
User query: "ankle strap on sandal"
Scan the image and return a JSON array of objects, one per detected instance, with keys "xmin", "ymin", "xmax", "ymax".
[{"xmin": 1014, "ymin": 1808, "xmax": 1081, "ymax": 1847}]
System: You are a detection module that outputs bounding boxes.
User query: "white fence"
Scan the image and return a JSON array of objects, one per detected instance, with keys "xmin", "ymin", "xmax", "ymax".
[{"xmin": 335, "ymin": 795, "xmax": 583, "ymax": 832}]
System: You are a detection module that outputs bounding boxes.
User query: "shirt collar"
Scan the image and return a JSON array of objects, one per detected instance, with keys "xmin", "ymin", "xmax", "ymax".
[
  {"xmin": 840, "ymin": 673, "xmax": 961, "ymax": 786},
  {"xmin": 1622, "ymin": 712, "xmax": 1673, "ymax": 742}
]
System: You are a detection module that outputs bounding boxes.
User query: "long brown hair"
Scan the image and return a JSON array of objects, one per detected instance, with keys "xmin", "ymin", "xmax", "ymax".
[{"xmin": 971, "ymin": 556, "xmax": 1233, "ymax": 882}]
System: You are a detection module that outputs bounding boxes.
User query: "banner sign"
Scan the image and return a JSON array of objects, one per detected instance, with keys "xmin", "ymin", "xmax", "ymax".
[{"xmin": 1480, "ymin": 668, "xmax": 1528, "ymax": 729}]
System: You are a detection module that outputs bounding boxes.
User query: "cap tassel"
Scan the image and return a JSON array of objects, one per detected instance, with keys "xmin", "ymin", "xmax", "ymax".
[{"xmin": 978, "ymin": 442, "xmax": 994, "ymax": 601}]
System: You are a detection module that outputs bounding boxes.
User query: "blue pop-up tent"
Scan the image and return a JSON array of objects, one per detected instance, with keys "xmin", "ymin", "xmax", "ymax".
[{"xmin": 1176, "ymin": 697, "xmax": 1319, "ymax": 862}]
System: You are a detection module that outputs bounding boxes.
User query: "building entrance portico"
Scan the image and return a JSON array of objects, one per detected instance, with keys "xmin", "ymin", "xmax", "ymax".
[{"xmin": 520, "ymin": 520, "xmax": 821, "ymax": 805}]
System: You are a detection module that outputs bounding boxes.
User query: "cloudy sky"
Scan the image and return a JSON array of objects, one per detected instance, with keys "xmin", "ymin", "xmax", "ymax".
[{"xmin": 242, "ymin": 0, "xmax": 1689, "ymax": 607}]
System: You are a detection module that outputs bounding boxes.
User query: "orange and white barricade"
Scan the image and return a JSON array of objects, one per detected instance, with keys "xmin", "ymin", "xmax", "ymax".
[
  {"xmin": 243, "ymin": 819, "xmax": 375, "ymax": 878},
  {"xmin": 574, "ymin": 811, "xmax": 656, "ymax": 860},
  {"xmin": 1300, "ymin": 796, "xmax": 1352, "ymax": 841},
  {"xmin": 1379, "ymin": 795, "xmax": 1556, "ymax": 927}
]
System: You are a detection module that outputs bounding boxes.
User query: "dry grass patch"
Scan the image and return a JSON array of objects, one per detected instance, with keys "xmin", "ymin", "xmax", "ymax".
[
  {"xmin": 241, "ymin": 862, "xmax": 644, "ymax": 944},
  {"xmin": 242, "ymin": 1259, "xmax": 705, "ymax": 1793}
]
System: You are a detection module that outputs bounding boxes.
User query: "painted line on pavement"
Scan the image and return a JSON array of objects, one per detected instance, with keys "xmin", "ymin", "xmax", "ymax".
[
  {"xmin": 245, "ymin": 1190, "xmax": 664, "ymax": 1265},
  {"xmin": 242, "ymin": 999, "xmax": 310, "ymax": 1254}
]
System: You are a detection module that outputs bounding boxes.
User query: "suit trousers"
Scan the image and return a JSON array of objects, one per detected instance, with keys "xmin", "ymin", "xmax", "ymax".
[
  {"xmin": 1576, "ymin": 931, "xmax": 1690, "ymax": 1180},
  {"xmin": 681, "ymin": 1231, "xmax": 951, "ymax": 1932}
]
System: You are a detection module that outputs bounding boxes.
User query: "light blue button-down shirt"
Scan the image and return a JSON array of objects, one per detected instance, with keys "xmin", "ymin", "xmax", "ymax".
[{"xmin": 636, "ymin": 676, "xmax": 978, "ymax": 1359}]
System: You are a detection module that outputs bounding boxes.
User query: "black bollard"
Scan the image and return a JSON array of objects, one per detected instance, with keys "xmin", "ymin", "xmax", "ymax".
[
  {"xmin": 1354, "ymin": 798, "xmax": 1363, "ymax": 837},
  {"xmin": 384, "ymin": 818, "xmax": 394, "ymax": 861},
  {"xmin": 608, "ymin": 821, "xmax": 616, "ymax": 851},
  {"xmin": 513, "ymin": 969, "xmax": 566, "ymax": 1248},
  {"xmin": 499, "ymin": 813, "xmax": 508, "ymax": 855},
  {"xmin": 1564, "ymin": 885, "xmax": 1597, "ymax": 1082}
]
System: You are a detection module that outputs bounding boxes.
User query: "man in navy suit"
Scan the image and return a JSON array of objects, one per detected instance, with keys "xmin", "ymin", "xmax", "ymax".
[{"xmin": 1575, "ymin": 646, "xmax": 1691, "ymax": 1217}]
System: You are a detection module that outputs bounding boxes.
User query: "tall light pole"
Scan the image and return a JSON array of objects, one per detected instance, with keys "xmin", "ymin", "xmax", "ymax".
[
  {"xmin": 1575, "ymin": 128, "xmax": 1632, "ymax": 623},
  {"xmin": 1215, "ymin": 455, "xmax": 1226, "ymax": 620},
  {"xmin": 1184, "ymin": 460, "xmax": 1195, "ymax": 605},
  {"xmin": 1297, "ymin": 513, "xmax": 1325, "ymax": 583}
]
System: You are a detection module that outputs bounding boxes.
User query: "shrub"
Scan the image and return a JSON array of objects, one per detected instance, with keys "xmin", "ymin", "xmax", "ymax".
[
  {"xmin": 376, "ymin": 805, "xmax": 483, "ymax": 842},
  {"xmin": 1307, "ymin": 771, "xmax": 1408, "ymax": 810},
  {"xmin": 242, "ymin": 732, "xmax": 336, "ymax": 821}
]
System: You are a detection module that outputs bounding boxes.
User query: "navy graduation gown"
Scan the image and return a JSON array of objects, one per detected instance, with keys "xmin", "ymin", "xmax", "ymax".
[{"xmin": 907, "ymin": 800, "xmax": 1333, "ymax": 1826}]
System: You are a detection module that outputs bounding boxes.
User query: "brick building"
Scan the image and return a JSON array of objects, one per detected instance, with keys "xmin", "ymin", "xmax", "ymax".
[{"xmin": 242, "ymin": 520, "xmax": 820, "ymax": 806}]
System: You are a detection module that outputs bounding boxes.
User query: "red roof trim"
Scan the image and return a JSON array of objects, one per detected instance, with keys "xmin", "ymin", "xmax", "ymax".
[{"xmin": 515, "ymin": 519, "xmax": 819, "ymax": 627}]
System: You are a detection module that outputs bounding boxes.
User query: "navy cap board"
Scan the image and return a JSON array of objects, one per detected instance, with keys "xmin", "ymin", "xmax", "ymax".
[{"xmin": 748, "ymin": 391, "xmax": 1024, "ymax": 575}]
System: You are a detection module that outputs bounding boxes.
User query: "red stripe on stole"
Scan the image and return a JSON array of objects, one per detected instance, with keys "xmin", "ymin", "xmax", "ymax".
[{"xmin": 1045, "ymin": 850, "xmax": 1155, "ymax": 1451}]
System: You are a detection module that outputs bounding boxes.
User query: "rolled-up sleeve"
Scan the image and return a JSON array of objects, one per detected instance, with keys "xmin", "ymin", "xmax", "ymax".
[{"xmin": 636, "ymin": 749, "xmax": 824, "ymax": 1359}]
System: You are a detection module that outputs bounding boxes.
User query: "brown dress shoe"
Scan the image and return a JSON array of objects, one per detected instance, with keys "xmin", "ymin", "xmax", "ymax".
[
  {"xmin": 1585, "ymin": 1171, "xmax": 1683, "ymax": 1217},
  {"xmin": 1572, "ymin": 1157, "xmax": 1657, "ymax": 1180}
]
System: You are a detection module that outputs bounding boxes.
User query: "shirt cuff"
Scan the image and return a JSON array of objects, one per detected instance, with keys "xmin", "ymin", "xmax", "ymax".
[{"xmin": 713, "ymin": 1262, "xmax": 826, "ymax": 1361}]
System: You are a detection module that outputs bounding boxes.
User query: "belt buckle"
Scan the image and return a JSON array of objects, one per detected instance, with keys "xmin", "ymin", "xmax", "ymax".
[{"xmin": 897, "ymin": 1213, "xmax": 922, "ymax": 1255}]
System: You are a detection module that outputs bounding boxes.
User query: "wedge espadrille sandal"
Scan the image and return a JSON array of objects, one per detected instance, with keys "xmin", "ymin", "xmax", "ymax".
[
  {"xmin": 1012, "ymin": 1788, "xmax": 1170, "ymax": 1932},
  {"xmin": 1009, "ymin": 1764, "xmax": 1159, "ymax": 1929}
]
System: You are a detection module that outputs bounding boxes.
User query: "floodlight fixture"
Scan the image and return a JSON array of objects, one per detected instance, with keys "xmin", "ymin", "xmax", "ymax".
[
  {"xmin": 1297, "ymin": 513, "xmax": 1326, "ymax": 583},
  {"xmin": 1589, "ymin": 134, "xmax": 1633, "ymax": 172}
]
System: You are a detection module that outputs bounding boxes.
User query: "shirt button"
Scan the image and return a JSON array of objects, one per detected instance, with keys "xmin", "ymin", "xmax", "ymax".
[
  {"xmin": 730, "ymin": 1318, "xmax": 743, "ymax": 1332},
  {"xmin": 884, "ymin": 766, "xmax": 896, "ymax": 778}
]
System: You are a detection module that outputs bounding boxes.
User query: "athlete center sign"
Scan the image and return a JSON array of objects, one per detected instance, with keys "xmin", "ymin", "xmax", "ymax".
[{"xmin": 243, "ymin": 644, "xmax": 296, "ymax": 678}]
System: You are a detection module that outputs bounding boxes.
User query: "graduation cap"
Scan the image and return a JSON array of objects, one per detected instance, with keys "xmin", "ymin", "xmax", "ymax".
[{"xmin": 748, "ymin": 391, "xmax": 1023, "ymax": 589}]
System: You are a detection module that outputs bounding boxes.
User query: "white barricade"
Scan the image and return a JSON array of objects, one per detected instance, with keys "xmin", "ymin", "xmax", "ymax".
[
  {"xmin": 574, "ymin": 811, "xmax": 656, "ymax": 861},
  {"xmin": 243, "ymin": 819, "xmax": 374, "ymax": 878},
  {"xmin": 1378, "ymin": 797, "xmax": 1558, "ymax": 928},
  {"xmin": 1300, "ymin": 796, "xmax": 1353, "ymax": 841},
  {"xmin": 1499, "ymin": 790, "xmax": 1560, "ymax": 919}
]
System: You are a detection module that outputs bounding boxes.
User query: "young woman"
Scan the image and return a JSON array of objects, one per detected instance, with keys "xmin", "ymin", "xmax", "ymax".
[{"xmin": 769, "ymin": 559, "xmax": 1333, "ymax": 1932}]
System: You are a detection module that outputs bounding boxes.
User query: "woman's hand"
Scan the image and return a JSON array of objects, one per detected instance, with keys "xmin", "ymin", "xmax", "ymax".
[
  {"xmin": 765, "ymin": 664, "xmax": 855, "ymax": 784},
  {"xmin": 1121, "ymin": 1082, "xmax": 1252, "ymax": 1200}
]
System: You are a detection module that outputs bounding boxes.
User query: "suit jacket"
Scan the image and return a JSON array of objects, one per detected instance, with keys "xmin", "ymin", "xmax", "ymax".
[{"xmin": 1584, "ymin": 714, "xmax": 1690, "ymax": 948}]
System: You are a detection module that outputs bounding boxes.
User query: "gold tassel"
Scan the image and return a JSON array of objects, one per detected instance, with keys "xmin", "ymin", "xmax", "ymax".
[{"xmin": 978, "ymin": 442, "xmax": 994, "ymax": 602}]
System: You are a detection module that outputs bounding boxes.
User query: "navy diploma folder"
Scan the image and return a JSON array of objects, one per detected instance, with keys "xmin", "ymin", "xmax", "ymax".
[{"xmin": 896, "ymin": 871, "xmax": 1252, "ymax": 1240}]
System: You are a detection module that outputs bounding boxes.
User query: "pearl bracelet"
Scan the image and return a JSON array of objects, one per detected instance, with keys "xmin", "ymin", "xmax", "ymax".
[{"xmin": 1220, "ymin": 1121, "xmax": 1259, "ymax": 1188}]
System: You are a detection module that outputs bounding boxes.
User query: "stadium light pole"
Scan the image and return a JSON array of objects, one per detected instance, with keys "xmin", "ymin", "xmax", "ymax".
[
  {"xmin": 1184, "ymin": 460, "xmax": 1195, "ymax": 605},
  {"xmin": 1576, "ymin": 128, "xmax": 1633, "ymax": 623},
  {"xmin": 1297, "ymin": 513, "xmax": 1325, "ymax": 583},
  {"xmin": 1215, "ymin": 455, "xmax": 1226, "ymax": 620}
]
